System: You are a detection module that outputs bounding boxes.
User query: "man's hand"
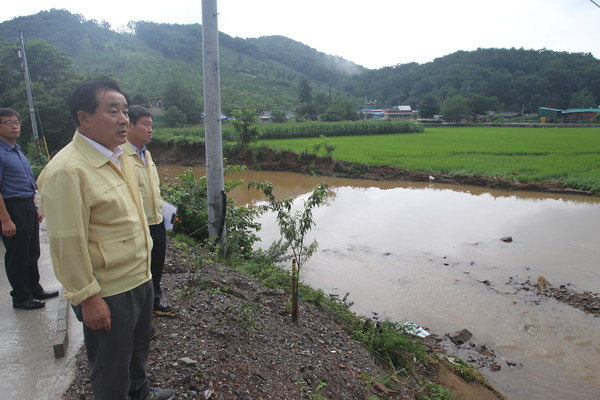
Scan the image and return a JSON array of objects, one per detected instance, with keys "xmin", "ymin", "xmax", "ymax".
[
  {"xmin": 81, "ymin": 295, "xmax": 112, "ymax": 331},
  {"xmin": 1, "ymin": 219, "xmax": 16, "ymax": 237}
]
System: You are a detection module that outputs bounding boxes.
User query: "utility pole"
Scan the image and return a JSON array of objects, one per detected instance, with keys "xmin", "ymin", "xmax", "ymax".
[
  {"xmin": 18, "ymin": 31, "xmax": 43, "ymax": 156},
  {"xmin": 201, "ymin": 0, "xmax": 226, "ymax": 243}
]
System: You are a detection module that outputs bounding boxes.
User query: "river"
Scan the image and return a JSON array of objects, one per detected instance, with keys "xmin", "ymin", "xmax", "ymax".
[{"xmin": 159, "ymin": 166, "xmax": 600, "ymax": 400}]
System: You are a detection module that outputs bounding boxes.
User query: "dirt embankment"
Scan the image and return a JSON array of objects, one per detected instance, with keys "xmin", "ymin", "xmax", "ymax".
[{"xmin": 148, "ymin": 142, "xmax": 593, "ymax": 196}]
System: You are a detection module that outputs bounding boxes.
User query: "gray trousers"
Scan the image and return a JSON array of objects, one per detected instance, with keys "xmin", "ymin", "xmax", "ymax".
[{"xmin": 74, "ymin": 281, "xmax": 153, "ymax": 400}]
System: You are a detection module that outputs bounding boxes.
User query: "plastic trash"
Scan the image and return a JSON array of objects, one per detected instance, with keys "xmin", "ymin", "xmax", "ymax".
[{"xmin": 396, "ymin": 321, "xmax": 430, "ymax": 338}]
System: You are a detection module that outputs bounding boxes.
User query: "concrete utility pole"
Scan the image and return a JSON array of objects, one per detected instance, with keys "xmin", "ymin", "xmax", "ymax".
[{"xmin": 202, "ymin": 0, "xmax": 226, "ymax": 243}]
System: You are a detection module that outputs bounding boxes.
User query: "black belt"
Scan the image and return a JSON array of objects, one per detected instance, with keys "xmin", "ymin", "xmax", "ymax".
[{"xmin": 3, "ymin": 196, "xmax": 34, "ymax": 202}]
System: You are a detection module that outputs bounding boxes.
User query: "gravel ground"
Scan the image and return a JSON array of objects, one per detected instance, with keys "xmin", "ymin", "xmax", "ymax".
[
  {"xmin": 63, "ymin": 237, "xmax": 422, "ymax": 399},
  {"xmin": 62, "ymin": 236, "xmax": 513, "ymax": 400}
]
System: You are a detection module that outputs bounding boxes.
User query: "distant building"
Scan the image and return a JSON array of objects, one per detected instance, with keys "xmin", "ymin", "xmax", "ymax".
[
  {"xmin": 259, "ymin": 111, "xmax": 272, "ymax": 123},
  {"xmin": 360, "ymin": 109, "xmax": 386, "ymax": 119},
  {"xmin": 538, "ymin": 107, "xmax": 600, "ymax": 123},
  {"xmin": 385, "ymin": 105, "xmax": 414, "ymax": 120},
  {"xmin": 360, "ymin": 105, "xmax": 415, "ymax": 120},
  {"xmin": 258, "ymin": 110, "xmax": 296, "ymax": 123},
  {"xmin": 561, "ymin": 108, "xmax": 600, "ymax": 123},
  {"xmin": 147, "ymin": 107, "xmax": 166, "ymax": 124}
]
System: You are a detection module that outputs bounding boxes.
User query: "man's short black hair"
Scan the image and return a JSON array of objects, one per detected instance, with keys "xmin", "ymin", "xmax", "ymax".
[
  {"xmin": 68, "ymin": 78, "xmax": 129, "ymax": 127},
  {"xmin": 128, "ymin": 105, "xmax": 153, "ymax": 125},
  {"xmin": 0, "ymin": 108, "xmax": 21, "ymax": 121}
]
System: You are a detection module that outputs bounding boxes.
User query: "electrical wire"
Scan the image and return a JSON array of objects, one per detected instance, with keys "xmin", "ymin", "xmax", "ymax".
[
  {"xmin": 590, "ymin": 0, "xmax": 600, "ymax": 8},
  {"xmin": 0, "ymin": 38, "xmax": 19, "ymax": 65},
  {"xmin": 30, "ymin": 84, "xmax": 50, "ymax": 159},
  {"xmin": 24, "ymin": 58, "xmax": 51, "ymax": 159}
]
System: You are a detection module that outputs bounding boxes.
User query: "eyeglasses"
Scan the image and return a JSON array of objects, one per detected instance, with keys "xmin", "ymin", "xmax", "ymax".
[{"xmin": 1, "ymin": 121, "xmax": 21, "ymax": 127}]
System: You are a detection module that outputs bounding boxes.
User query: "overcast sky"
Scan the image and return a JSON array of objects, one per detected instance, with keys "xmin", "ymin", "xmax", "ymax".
[{"xmin": 2, "ymin": 0, "xmax": 599, "ymax": 69}]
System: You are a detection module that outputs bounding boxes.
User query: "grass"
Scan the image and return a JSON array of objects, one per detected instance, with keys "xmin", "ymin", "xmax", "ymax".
[{"xmin": 259, "ymin": 126, "xmax": 600, "ymax": 192}]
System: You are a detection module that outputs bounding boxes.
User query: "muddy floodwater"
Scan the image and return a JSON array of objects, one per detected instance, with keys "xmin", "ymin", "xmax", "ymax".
[{"xmin": 159, "ymin": 166, "xmax": 600, "ymax": 400}]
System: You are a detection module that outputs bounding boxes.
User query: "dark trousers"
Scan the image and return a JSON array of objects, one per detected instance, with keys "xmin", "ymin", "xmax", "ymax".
[
  {"xmin": 74, "ymin": 281, "xmax": 153, "ymax": 400},
  {"xmin": 1, "ymin": 197, "xmax": 43, "ymax": 302},
  {"xmin": 149, "ymin": 222, "xmax": 166, "ymax": 305}
]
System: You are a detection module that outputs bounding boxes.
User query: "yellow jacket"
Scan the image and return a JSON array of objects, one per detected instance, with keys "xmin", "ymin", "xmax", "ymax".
[
  {"xmin": 122, "ymin": 141, "xmax": 164, "ymax": 225},
  {"xmin": 37, "ymin": 132, "xmax": 152, "ymax": 305}
]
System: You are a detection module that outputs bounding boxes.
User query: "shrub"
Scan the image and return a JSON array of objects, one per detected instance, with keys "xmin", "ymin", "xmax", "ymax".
[{"xmin": 161, "ymin": 167, "xmax": 263, "ymax": 256}]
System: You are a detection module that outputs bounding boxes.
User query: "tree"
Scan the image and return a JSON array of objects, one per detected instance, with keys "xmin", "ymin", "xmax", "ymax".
[
  {"xmin": 298, "ymin": 77, "xmax": 312, "ymax": 105},
  {"xmin": 319, "ymin": 97, "xmax": 359, "ymax": 121},
  {"xmin": 569, "ymin": 89, "xmax": 597, "ymax": 108},
  {"xmin": 298, "ymin": 103, "xmax": 318, "ymax": 121},
  {"xmin": 441, "ymin": 96, "xmax": 471, "ymax": 123},
  {"xmin": 0, "ymin": 39, "xmax": 82, "ymax": 152},
  {"xmin": 311, "ymin": 135, "xmax": 336, "ymax": 158},
  {"xmin": 250, "ymin": 182, "xmax": 328, "ymax": 324},
  {"xmin": 418, "ymin": 94, "xmax": 440, "ymax": 118},
  {"xmin": 270, "ymin": 109, "xmax": 287, "ymax": 123},
  {"xmin": 231, "ymin": 109, "xmax": 260, "ymax": 144},
  {"xmin": 165, "ymin": 106, "xmax": 186, "ymax": 127},
  {"xmin": 468, "ymin": 93, "xmax": 499, "ymax": 119},
  {"xmin": 163, "ymin": 78, "xmax": 202, "ymax": 124},
  {"xmin": 130, "ymin": 94, "xmax": 147, "ymax": 106}
]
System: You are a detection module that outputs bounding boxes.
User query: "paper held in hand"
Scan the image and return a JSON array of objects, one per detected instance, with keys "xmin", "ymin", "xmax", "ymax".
[{"xmin": 162, "ymin": 201, "xmax": 178, "ymax": 231}]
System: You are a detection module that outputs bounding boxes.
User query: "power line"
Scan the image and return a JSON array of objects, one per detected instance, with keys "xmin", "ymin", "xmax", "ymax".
[
  {"xmin": 590, "ymin": 0, "xmax": 600, "ymax": 8},
  {"xmin": 0, "ymin": 37, "xmax": 19, "ymax": 64}
]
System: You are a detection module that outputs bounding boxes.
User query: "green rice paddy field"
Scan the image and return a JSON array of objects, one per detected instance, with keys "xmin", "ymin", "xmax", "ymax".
[{"xmin": 261, "ymin": 126, "xmax": 600, "ymax": 192}]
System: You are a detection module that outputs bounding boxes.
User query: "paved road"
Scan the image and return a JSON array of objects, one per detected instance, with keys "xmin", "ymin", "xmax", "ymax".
[{"xmin": 0, "ymin": 219, "xmax": 83, "ymax": 399}]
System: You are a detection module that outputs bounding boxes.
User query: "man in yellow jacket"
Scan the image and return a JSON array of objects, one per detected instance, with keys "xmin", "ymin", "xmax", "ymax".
[
  {"xmin": 123, "ymin": 105, "xmax": 174, "ymax": 317},
  {"xmin": 37, "ymin": 78, "xmax": 174, "ymax": 400}
]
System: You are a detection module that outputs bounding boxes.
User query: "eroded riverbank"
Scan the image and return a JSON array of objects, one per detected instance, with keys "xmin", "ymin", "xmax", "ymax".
[{"xmin": 148, "ymin": 142, "xmax": 596, "ymax": 196}]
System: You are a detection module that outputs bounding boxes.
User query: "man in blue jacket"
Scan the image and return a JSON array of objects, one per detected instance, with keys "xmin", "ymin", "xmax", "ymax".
[{"xmin": 0, "ymin": 107, "xmax": 58, "ymax": 310}]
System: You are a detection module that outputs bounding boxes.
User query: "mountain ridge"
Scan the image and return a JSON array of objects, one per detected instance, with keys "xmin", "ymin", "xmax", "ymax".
[{"xmin": 1, "ymin": 9, "xmax": 599, "ymax": 114}]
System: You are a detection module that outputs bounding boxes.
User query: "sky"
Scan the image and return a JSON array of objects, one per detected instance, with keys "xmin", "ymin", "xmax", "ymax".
[{"xmin": 2, "ymin": 0, "xmax": 600, "ymax": 69}]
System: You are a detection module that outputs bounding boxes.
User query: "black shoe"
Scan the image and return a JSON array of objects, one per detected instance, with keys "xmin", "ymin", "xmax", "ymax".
[
  {"xmin": 150, "ymin": 325, "xmax": 158, "ymax": 340},
  {"xmin": 34, "ymin": 290, "xmax": 59, "ymax": 300},
  {"xmin": 153, "ymin": 302, "xmax": 175, "ymax": 316},
  {"xmin": 145, "ymin": 387, "xmax": 175, "ymax": 400},
  {"xmin": 13, "ymin": 298, "xmax": 45, "ymax": 310}
]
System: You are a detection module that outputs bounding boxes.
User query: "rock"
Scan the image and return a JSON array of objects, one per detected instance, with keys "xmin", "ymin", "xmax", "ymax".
[
  {"xmin": 537, "ymin": 276, "xmax": 550, "ymax": 291},
  {"xmin": 179, "ymin": 357, "xmax": 198, "ymax": 366},
  {"xmin": 500, "ymin": 236, "xmax": 513, "ymax": 243},
  {"xmin": 449, "ymin": 329, "xmax": 473, "ymax": 345}
]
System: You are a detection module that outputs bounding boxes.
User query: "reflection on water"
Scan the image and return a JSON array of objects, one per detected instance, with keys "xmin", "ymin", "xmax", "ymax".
[{"xmin": 159, "ymin": 166, "xmax": 600, "ymax": 400}]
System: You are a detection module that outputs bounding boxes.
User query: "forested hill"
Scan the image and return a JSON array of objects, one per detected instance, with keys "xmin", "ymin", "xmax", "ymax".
[
  {"xmin": 351, "ymin": 48, "xmax": 600, "ymax": 113},
  {"xmin": 0, "ymin": 9, "xmax": 362, "ymax": 113},
  {"xmin": 1, "ymin": 9, "xmax": 599, "ymax": 117}
]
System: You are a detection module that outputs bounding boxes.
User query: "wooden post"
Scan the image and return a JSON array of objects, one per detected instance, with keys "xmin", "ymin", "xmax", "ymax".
[{"xmin": 202, "ymin": 0, "xmax": 226, "ymax": 243}]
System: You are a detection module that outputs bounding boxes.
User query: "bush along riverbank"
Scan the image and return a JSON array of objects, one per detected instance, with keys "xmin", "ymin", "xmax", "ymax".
[{"xmin": 64, "ymin": 236, "xmax": 505, "ymax": 400}]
